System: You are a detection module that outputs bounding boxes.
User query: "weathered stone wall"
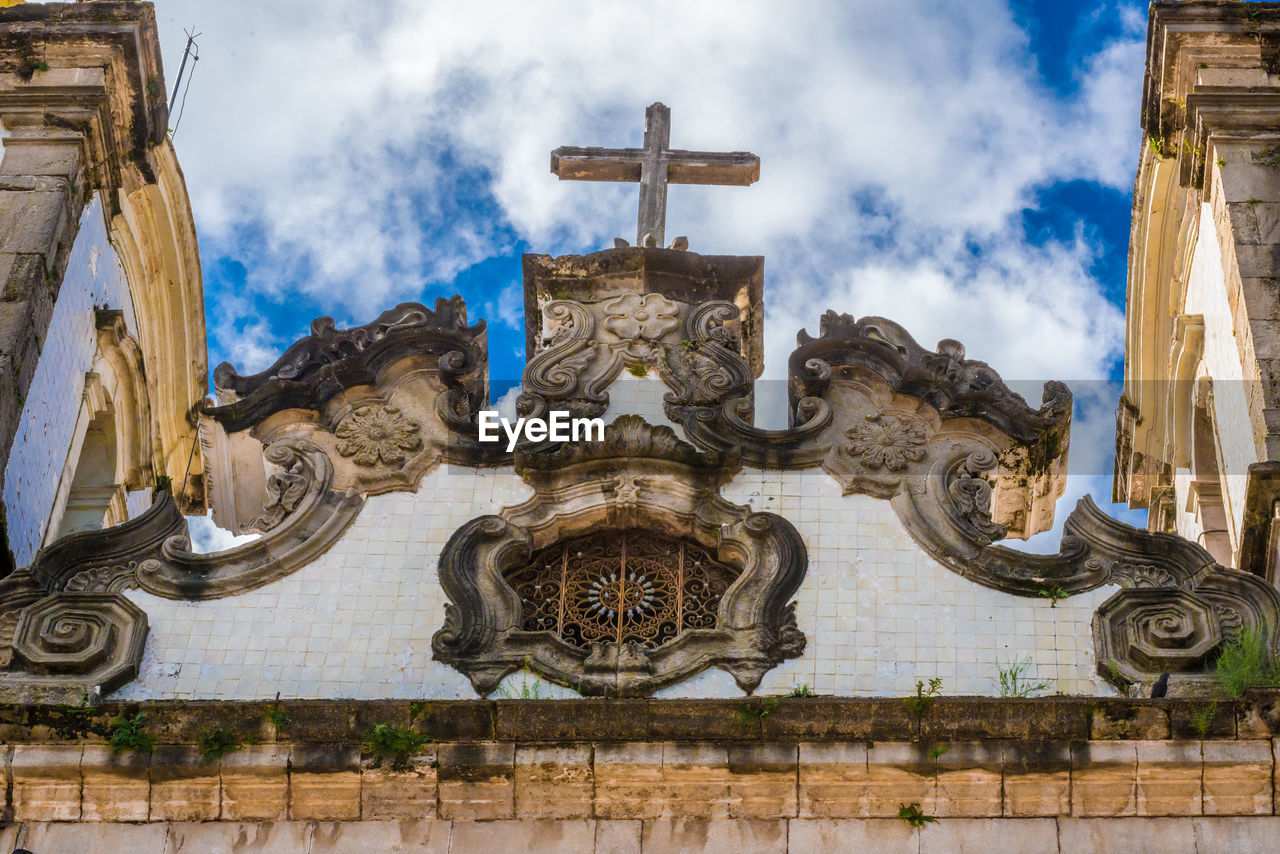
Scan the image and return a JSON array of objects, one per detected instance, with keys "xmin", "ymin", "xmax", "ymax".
[
  {"xmin": 114, "ymin": 458, "xmax": 1111, "ymax": 702},
  {"xmin": 1, "ymin": 197, "xmax": 141, "ymax": 567},
  {"xmin": 0, "ymin": 697, "xmax": 1277, "ymax": 851}
]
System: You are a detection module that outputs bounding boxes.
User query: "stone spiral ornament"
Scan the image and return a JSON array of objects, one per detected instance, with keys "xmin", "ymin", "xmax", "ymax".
[
  {"xmin": 6, "ymin": 592, "xmax": 149, "ymax": 698},
  {"xmin": 1093, "ymin": 588, "xmax": 1226, "ymax": 681}
]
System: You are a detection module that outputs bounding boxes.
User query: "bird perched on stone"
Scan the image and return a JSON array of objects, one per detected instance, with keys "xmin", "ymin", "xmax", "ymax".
[{"xmin": 1150, "ymin": 672, "xmax": 1169, "ymax": 698}]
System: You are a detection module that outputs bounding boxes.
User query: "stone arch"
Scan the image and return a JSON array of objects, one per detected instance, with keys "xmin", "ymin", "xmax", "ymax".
[{"xmin": 47, "ymin": 313, "xmax": 155, "ymax": 543}]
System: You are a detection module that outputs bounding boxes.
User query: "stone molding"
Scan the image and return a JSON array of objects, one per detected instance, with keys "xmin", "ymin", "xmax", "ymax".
[
  {"xmin": 432, "ymin": 416, "xmax": 807, "ymax": 697},
  {"xmin": 1119, "ymin": 2, "xmax": 1280, "ymax": 528},
  {"xmin": 207, "ymin": 297, "xmax": 486, "ymax": 433},
  {"xmin": 106, "ymin": 140, "xmax": 208, "ymax": 512},
  {"xmin": 90, "ymin": 310, "xmax": 152, "ymax": 491},
  {"xmin": 16, "ymin": 438, "xmax": 362, "ymax": 601},
  {"xmin": 1, "ymin": 2, "xmax": 201, "ymax": 567},
  {"xmin": 203, "ymin": 297, "xmax": 496, "ymax": 499}
]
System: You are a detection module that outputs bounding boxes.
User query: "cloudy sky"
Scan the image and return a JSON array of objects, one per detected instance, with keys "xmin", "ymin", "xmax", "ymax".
[{"xmin": 148, "ymin": 0, "xmax": 1151, "ymax": 546}]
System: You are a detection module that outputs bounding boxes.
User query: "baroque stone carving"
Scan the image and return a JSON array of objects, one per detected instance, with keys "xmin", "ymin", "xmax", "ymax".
[
  {"xmin": 1, "ymin": 593, "xmax": 148, "ymax": 703},
  {"xmin": 1094, "ymin": 589, "xmax": 1224, "ymax": 677},
  {"xmin": 206, "ymin": 297, "xmax": 487, "ymax": 433},
  {"xmin": 843, "ymin": 412, "xmax": 928, "ymax": 471},
  {"xmin": 603, "ymin": 292, "xmax": 680, "ymax": 360},
  {"xmin": 334, "ymin": 404, "xmax": 422, "ymax": 466},
  {"xmin": 516, "ymin": 249, "xmax": 762, "ymax": 424},
  {"xmin": 24, "ymin": 439, "xmax": 362, "ymax": 601},
  {"xmin": 432, "ymin": 416, "xmax": 806, "ymax": 697}
]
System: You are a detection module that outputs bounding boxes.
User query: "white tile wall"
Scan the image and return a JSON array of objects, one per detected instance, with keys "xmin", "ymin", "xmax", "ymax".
[
  {"xmin": 723, "ymin": 471, "xmax": 1113, "ymax": 697},
  {"xmin": 116, "ymin": 462, "xmax": 1113, "ymax": 701},
  {"xmin": 3, "ymin": 198, "xmax": 137, "ymax": 567}
]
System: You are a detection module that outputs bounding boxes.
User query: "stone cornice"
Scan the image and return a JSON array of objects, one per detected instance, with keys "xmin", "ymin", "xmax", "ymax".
[{"xmin": 0, "ymin": 1, "xmax": 168, "ymax": 200}]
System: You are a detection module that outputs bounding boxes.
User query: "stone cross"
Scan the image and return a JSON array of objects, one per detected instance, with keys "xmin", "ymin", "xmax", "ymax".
[{"xmin": 550, "ymin": 102, "xmax": 760, "ymax": 248}]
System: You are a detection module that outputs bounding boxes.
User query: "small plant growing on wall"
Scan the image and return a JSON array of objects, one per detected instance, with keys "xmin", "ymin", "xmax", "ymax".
[
  {"xmin": 1213, "ymin": 627, "xmax": 1280, "ymax": 698},
  {"xmin": 1036, "ymin": 586, "xmax": 1068, "ymax": 607},
  {"xmin": 1105, "ymin": 659, "xmax": 1135, "ymax": 697},
  {"xmin": 265, "ymin": 698, "xmax": 291, "ymax": 729},
  {"xmin": 627, "ymin": 362, "xmax": 648, "ymax": 377},
  {"xmin": 897, "ymin": 802, "xmax": 938, "ymax": 828},
  {"xmin": 497, "ymin": 669, "xmax": 546, "ymax": 699},
  {"xmin": 1190, "ymin": 701, "xmax": 1218, "ymax": 739},
  {"xmin": 903, "ymin": 678, "xmax": 942, "ymax": 720},
  {"xmin": 198, "ymin": 727, "xmax": 242, "ymax": 764},
  {"xmin": 108, "ymin": 712, "xmax": 155, "ymax": 757},
  {"xmin": 362, "ymin": 723, "xmax": 431, "ymax": 770},
  {"xmin": 997, "ymin": 656, "xmax": 1052, "ymax": 698},
  {"xmin": 737, "ymin": 697, "xmax": 780, "ymax": 727},
  {"xmin": 787, "ymin": 684, "xmax": 815, "ymax": 698}
]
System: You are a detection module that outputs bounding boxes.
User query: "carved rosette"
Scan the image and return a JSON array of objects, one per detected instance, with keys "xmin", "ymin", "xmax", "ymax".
[
  {"xmin": 603, "ymin": 292, "xmax": 680, "ymax": 364},
  {"xmin": 334, "ymin": 404, "xmax": 422, "ymax": 466},
  {"xmin": 843, "ymin": 412, "xmax": 928, "ymax": 471},
  {"xmin": 2, "ymin": 592, "xmax": 148, "ymax": 701}
]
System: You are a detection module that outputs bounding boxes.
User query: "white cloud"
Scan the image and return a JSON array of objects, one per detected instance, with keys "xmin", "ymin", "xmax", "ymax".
[
  {"xmin": 153, "ymin": 2, "xmax": 1142, "ymax": 341},
  {"xmin": 185, "ymin": 514, "xmax": 259, "ymax": 553},
  {"xmin": 151, "ymin": 1, "xmax": 1147, "ymax": 533},
  {"xmin": 493, "ymin": 384, "xmax": 521, "ymax": 422}
]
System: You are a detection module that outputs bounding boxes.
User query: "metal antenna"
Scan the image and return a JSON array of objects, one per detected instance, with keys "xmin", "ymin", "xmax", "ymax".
[{"xmin": 168, "ymin": 27, "xmax": 202, "ymax": 117}]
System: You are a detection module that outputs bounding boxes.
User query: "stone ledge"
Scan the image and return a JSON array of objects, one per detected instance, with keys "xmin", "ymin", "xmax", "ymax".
[
  {"xmin": 2, "ymin": 697, "xmax": 1277, "ymax": 822},
  {"xmin": 4, "ymin": 695, "xmax": 1276, "ymax": 745}
]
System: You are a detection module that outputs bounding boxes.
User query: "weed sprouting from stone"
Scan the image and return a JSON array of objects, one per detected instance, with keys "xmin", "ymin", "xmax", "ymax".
[
  {"xmin": 1213, "ymin": 627, "xmax": 1280, "ymax": 698},
  {"xmin": 1036, "ymin": 586, "xmax": 1068, "ymax": 607},
  {"xmin": 897, "ymin": 802, "xmax": 938, "ymax": 828},
  {"xmin": 903, "ymin": 678, "xmax": 942, "ymax": 720},
  {"xmin": 1190, "ymin": 701, "xmax": 1218, "ymax": 739},
  {"xmin": 362, "ymin": 723, "xmax": 431, "ymax": 770},
  {"xmin": 198, "ymin": 727, "xmax": 242, "ymax": 764},
  {"xmin": 108, "ymin": 711, "xmax": 155, "ymax": 756},
  {"xmin": 997, "ymin": 656, "xmax": 1052, "ymax": 698},
  {"xmin": 737, "ymin": 697, "xmax": 779, "ymax": 727}
]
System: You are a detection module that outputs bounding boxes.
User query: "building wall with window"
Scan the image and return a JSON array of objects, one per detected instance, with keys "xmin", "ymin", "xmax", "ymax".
[{"xmin": 1, "ymin": 198, "xmax": 150, "ymax": 567}]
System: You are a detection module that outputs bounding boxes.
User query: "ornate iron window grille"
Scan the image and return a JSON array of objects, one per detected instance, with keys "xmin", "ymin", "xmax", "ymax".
[{"xmin": 505, "ymin": 529, "xmax": 739, "ymax": 650}]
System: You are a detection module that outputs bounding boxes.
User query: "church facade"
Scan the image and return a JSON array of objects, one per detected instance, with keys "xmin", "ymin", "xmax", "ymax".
[{"xmin": 2, "ymin": 2, "xmax": 1280, "ymax": 851}]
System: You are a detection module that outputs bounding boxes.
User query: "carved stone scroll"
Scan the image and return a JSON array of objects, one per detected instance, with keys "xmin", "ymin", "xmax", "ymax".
[
  {"xmin": 25, "ymin": 439, "xmax": 363, "ymax": 601},
  {"xmin": 206, "ymin": 296, "xmax": 488, "ymax": 434},
  {"xmin": 432, "ymin": 416, "xmax": 805, "ymax": 697},
  {"xmin": 0, "ymin": 592, "xmax": 148, "ymax": 704}
]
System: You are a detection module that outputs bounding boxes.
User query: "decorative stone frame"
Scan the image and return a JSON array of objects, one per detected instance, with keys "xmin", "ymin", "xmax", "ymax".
[{"xmin": 432, "ymin": 416, "xmax": 807, "ymax": 697}]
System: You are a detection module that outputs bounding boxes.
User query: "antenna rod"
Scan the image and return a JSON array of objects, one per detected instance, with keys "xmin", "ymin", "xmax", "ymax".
[{"xmin": 168, "ymin": 30, "xmax": 198, "ymax": 114}]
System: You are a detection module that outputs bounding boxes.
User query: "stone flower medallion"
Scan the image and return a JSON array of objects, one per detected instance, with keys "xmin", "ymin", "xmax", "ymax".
[
  {"xmin": 334, "ymin": 404, "xmax": 422, "ymax": 466},
  {"xmin": 843, "ymin": 412, "xmax": 928, "ymax": 471}
]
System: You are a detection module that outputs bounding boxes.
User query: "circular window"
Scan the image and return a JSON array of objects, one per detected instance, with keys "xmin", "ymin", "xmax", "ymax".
[{"xmin": 505, "ymin": 529, "xmax": 740, "ymax": 649}]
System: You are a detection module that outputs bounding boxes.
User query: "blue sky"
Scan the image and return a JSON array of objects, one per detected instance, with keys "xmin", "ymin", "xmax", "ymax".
[{"xmin": 153, "ymin": 0, "xmax": 1154, "ymax": 543}]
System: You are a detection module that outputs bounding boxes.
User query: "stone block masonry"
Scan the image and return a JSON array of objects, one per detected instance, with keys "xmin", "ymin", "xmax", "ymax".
[{"xmin": 0, "ymin": 696, "xmax": 1279, "ymax": 851}]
